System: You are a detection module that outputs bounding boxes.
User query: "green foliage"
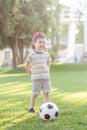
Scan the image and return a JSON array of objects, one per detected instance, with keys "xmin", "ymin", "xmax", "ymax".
[
  {"xmin": 0, "ymin": 0, "xmax": 55, "ymax": 47},
  {"xmin": 49, "ymin": 43, "xmax": 58, "ymax": 61},
  {"xmin": 49, "ymin": 49, "xmax": 55, "ymax": 61},
  {"xmin": 1, "ymin": 0, "xmax": 57, "ymax": 69},
  {"xmin": 0, "ymin": 63, "xmax": 87, "ymax": 130},
  {"xmin": 0, "ymin": 0, "xmax": 61, "ymax": 69}
]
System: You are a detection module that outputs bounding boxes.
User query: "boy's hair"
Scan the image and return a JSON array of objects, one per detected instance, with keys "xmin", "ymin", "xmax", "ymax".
[{"xmin": 32, "ymin": 32, "xmax": 46, "ymax": 50}]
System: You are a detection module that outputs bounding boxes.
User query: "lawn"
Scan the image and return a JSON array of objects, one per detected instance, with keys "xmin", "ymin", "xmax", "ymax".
[{"xmin": 0, "ymin": 63, "xmax": 87, "ymax": 130}]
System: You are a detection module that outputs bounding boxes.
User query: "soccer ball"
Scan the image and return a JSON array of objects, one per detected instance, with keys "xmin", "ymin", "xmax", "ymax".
[{"xmin": 39, "ymin": 102, "xmax": 59, "ymax": 120}]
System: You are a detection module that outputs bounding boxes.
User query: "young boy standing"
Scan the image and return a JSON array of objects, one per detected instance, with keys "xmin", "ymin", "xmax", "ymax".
[{"xmin": 25, "ymin": 32, "xmax": 52, "ymax": 113}]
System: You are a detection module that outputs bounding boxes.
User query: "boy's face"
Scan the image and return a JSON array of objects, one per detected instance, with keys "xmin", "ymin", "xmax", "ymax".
[{"xmin": 34, "ymin": 38, "xmax": 46, "ymax": 52}]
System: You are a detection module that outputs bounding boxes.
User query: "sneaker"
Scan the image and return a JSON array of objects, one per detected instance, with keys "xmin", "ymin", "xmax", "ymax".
[{"xmin": 29, "ymin": 108, "xmax": 35, "ymax": 113}]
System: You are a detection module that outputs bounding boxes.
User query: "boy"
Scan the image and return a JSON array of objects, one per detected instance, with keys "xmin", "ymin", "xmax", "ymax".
[{"xmin": 25, "ymin": 32, "xmax": 52, "ymax": 113}]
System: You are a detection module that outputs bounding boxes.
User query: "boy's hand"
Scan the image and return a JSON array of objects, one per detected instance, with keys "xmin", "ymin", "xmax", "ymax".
[
  {"xmin": 28, "ymin": 68, "xmax": 32, "ymax": 75},
  {"xmin": 25, "ymin": 63, "xmax": 32, "ymax": 75}
]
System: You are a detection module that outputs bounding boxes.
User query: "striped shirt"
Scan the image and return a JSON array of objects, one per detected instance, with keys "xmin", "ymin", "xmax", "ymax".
[{"xmin": 25, "ymin": 50, "xmax": 52, "ymax": 80}]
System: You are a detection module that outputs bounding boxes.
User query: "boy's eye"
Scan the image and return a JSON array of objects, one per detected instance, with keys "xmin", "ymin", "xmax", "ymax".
[
  {"xmin": 39, "ymin": 42, "xmax": 42, "ymax": 44},
  {"xmin": 38, "ymin": 42, "xmax": 45, "ymax": 44}
]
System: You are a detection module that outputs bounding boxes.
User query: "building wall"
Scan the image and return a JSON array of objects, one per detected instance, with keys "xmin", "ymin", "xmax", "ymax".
[
  {"xmin": 0, "ymin": 48, "xmax": 12, "ymax": 67},
  {"xmin": 0, "ymin": 47, "xmax": 30, "ymax": 67},
  {"xmin": 56, "ymin": 44, "xmax": 84, "ymax": 63}
]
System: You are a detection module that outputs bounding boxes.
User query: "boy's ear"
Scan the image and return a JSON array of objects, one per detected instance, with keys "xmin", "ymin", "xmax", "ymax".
[{"xmin": 32, "ymin": 43, "xmax": 35, "ymax": 50}]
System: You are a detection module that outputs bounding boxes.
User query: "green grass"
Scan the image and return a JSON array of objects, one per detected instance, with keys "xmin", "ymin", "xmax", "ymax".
[{"xmin": 0, "ymin": 63, "xmax": 87, "ymax": 130}]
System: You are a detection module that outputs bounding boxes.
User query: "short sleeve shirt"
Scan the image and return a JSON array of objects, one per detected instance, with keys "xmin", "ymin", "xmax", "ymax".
[{"xmin": 25, "ymin": 50, "xmax": 52, "ymax": 80}]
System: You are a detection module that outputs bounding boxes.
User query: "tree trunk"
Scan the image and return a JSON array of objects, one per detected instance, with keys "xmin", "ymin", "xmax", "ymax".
[
  {"xmin": 18, "ymin": 39, "xmax": 24, "ymax": 64},
  {"xmin": 11, "ymin": 32, "xmax": 19, "ymax": 69},
  {"xmin": 11, "ymin": 43, "xmax": 18, "ymax": 69},
  {"xmin": 8, "ymin": 37, "xmax": 18, "ymax": 70}
]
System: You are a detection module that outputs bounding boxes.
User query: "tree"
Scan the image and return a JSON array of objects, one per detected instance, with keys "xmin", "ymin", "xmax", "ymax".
[
  {"xmin": 0, "ymin": 0, "xmax": 61, "ymax": 68},
  {"xmin": 0, "ymin": 0, "xmax": 51, "ymax": 69}
]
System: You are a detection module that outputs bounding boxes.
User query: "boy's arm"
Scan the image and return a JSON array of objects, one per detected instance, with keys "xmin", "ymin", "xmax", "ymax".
[
  {"xmin": 47, "ymin": 62, "xmax": 51, "ymax": 69},
  {"xmin": 25, "ymin": 52, "xmax": 32, "ymax": 74},
  {"xmin": 25, "ymin": 63, "xmax": 32, "ymax": 75},
  {"xmin": 47, "ymin": 55, "xmax": 52, "ymax": 69}
]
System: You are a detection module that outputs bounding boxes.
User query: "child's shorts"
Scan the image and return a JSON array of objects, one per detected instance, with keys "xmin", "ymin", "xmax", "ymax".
[{"xmin": 32, "ymin": 79, "xmax": 51, "ymax": 95}]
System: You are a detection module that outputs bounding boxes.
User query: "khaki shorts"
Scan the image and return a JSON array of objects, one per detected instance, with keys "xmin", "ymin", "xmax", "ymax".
[{"xmin": 32, "ymin": 79, "xmax": 51, "ymax": 95}]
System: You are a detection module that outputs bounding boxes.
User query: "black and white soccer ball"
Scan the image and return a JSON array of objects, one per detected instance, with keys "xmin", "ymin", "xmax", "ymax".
[{"xmin": 39, "ymin": 102, "xmax": 59, "ymax": 120}]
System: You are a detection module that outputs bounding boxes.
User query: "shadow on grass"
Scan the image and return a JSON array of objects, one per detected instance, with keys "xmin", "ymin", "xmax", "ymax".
[
  {"xmin": 51, "ymin": 63, "xmax": 87, "ymax": 72},
  {"xmin": 0, "ymin": 72, "xmax": 31, "ymax": 85},
  {"xmin": 5, "ymin": 112, "xmax": 60, "ymax": 130},
  {"xmin": 4, "ymin": 67, "xmax": 26, "ymax": 74}
]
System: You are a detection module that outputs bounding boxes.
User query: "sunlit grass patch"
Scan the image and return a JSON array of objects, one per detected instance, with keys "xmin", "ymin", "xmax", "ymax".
[{"xmin": 0, "ymin": 73, "xmax": 26, "ymax": 78}]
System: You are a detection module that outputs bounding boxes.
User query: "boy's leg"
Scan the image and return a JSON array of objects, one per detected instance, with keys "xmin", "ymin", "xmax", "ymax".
[
  {"xmin": 29, "ymin": 80, "xmax": 40, "ymax": 112},
  {"xmin": 30, "ymin": 94, "xmax": 37, "ymax": 109},
  {"xmin": 43, "ymin": 92, "xmax": 50, "ymax": 102},
  {"xmin": 42, "ymin": 79, "xmax": 51, "ymax": 102}
]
